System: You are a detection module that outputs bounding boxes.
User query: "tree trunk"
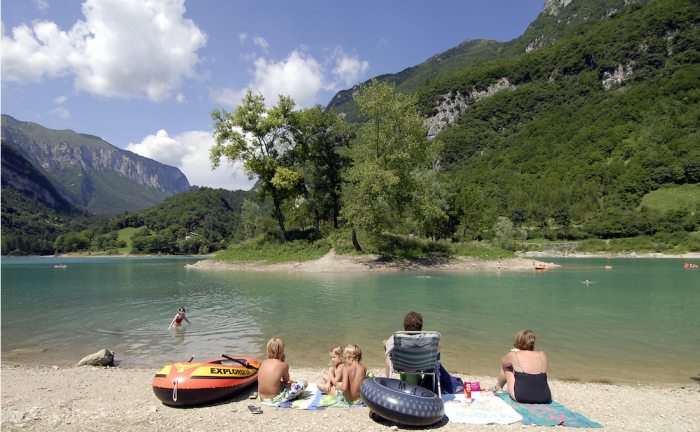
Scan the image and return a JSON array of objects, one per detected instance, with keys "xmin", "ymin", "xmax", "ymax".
[
  {"xmin": 313, "ymin": 200, "xmax": 320, "ymax": 231},
  {"xmin": 333, "ymin": 197, "xmax": 340, "ymax": 230},
  {"xmin": 351, "ymin": 228, "xmax": 362, "ymax": 251},
  {"xmin": 272, "ymin": 191, "xmax": 287, "ymax": 244}
]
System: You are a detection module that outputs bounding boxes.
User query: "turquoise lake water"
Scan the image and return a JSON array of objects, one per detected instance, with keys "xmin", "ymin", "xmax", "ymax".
[{"xmin": 1, "ymin": 256, "xmax": 698, "ymax": 385}]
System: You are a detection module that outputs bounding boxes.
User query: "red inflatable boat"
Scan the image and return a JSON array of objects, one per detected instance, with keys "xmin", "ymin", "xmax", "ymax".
[{"xmin": 152, "ymin": 355, "xmax": 260, "ymax": 406}]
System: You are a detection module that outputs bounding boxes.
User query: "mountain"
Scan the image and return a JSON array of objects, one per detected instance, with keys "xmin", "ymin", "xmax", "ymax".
[
  {"xmin": 1, "ymin": 141, "xmax": 78, "ymax": 214},
  {"xmin": 326, "ymin": 0, "xmax": 651, "ymax": 122},
  {"xmin": 416, "ymin": 0, "xmax": 700, "ymax": 235},
  {"xmin": 1, "ymin": 115, "xmax": 190, "ymax": 215},
  {"xmin": 1, "ymin": 141, "xmax": 93, "ymax": 255}
]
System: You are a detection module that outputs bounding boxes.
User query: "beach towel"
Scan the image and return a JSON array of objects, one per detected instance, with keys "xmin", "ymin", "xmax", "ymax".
[
  {"xmin": 269, "ymin": 384, "xmax": 367, "ymax": 410},
  {"xmin": 496, "ymin": 392, "xmax": 603, "ymax": 427},
  {"xmin": 270, "ymin": 384, "xmax": 326, "ymax": 410},
  {"xmin": 441, "ymin": 391, "xmax": 523, "ymax": 425},
  {"xmin": 316, "ymin": 393, "xmax": 366, "ymax": 408}
]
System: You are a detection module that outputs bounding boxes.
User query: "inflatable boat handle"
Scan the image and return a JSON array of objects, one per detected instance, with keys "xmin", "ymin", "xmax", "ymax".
[
  {"xmin": 172, "ymin": 380, "xmax": 178, "ymax": 402},
  {"xmin": 221, "ymin": 354, "xmax": 259, "ymax": 370},
  {"xmin": 188, "ymin": 355, "xmax": 195, "ymax": 362}
]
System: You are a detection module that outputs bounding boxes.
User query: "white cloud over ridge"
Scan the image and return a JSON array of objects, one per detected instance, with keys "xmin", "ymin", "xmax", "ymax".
[
  {"xmin": 1, "ymin": 0, "xmax": 207, "ymax": 101},
  {"xmin": 127, "ymin": 129, "xmax": 256, "ymax": 190},
  {"xmin": 212, "ymin": 45, "xmax": 369, "ymax": 109}
]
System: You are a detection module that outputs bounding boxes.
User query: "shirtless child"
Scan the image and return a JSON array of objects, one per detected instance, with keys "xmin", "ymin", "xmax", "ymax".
[
  {"xmin": 335, "ymin": 344, "xmax": 367, "ymax": 405},
  {"xmin": 258, "ymin": 337, "xmax": 308, "ymax": 406}
]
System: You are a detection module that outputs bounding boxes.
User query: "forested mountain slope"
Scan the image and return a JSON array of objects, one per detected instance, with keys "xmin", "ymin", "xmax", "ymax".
[
  {"xmin": 1, "ymin": 142, "xmax": 92, "ymax": 255},
  {"xmin": 103, "ymin": 187, "xmax": 262, "ymax": 254},
  {"xmin": 420, "ymin": 0, "xmax": 699, "ymax": 235},
  {"xmin": 327, "ymin": 0, "xmax": 650, "ymax": 122},
  {"xmin": 1, "ymin": 115, "xmax": 191, "ymax": 215}
]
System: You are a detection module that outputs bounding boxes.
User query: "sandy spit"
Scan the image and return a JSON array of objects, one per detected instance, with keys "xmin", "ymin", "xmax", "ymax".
[
  {"xmin": 185, "ymin": 249, "xmax": 553, "ymax": 273},
  {"xmin": 2, "ymin": 363, "xmax": 698, "ymax": 432}
]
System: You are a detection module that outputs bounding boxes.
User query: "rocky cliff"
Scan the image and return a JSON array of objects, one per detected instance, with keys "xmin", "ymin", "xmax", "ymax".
[
  {"xmin": 1, "ymin": 142, "xmax": 77, "ymax": 214},
  {"xmin": 1, "ymin": 115, "xmax": 190, "ymax": 214}
]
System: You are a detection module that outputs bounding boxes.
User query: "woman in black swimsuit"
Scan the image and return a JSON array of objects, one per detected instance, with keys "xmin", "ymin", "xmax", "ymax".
[{"xmin": 493, "ymin": 329, "xmax": 551, "ymax": 404}]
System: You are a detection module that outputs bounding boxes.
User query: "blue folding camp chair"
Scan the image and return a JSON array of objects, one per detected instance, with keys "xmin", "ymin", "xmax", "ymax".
[{"xmin": 388, "ymin": 331, "xmax": 442, "ymax": 396}]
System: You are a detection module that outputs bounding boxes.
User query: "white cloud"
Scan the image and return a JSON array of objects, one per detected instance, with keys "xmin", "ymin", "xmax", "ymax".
[
  {"xmin": 330, "ymin": 47, "xmax": 369, "ymax": 87},
  {"xmin": 210, "ymin": 87, "xmax": 247, "ymax": 107},
  {"xmin": 54, "ymin": 95, "xmax": 68, "ymax": 104},
  {"xmin": 252, "ymin": 36, "xmax": 269, "ymax": 53},
  {"xmin": 33, "ymin": 0, "xmax": 50, "ymax": 11},
  {"xmin": 239, "ymin": 33, "xmax": 248, "ymax": 45},
  {"xmin": 249, "ymin": 49, "xmax": 329, "ymax": 108},
  {"xmin": 49, "ymin": 106, "xmax": 71, "ymax": 118},
  {"xmin": 127, "ymin": 129, "xmax": 256, "ymax": 190},
  {"xmin": 176, "ymin": 93, "xmax": 186, "ymax": 103},
  {"xmin": 1, "ymin": 0, "xmax": 207, "ymax": 102},
  {"xmin": 212, "ymin": 44, "xmax": 369, "ymax": 109}
]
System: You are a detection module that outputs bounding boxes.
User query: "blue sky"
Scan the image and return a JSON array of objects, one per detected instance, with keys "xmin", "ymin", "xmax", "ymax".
[{"xmin": 2, "ymin": 0, "xmax": 545, "ymax": 190}]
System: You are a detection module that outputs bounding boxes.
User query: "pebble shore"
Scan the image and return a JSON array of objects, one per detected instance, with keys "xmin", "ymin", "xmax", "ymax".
[{"xmin": 2, "ymin": 363, "xmax": 698, "ymax": 431}]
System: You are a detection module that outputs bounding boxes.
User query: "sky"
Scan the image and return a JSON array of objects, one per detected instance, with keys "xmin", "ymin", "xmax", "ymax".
[{"xmin": 2, "ymin": 0, "xmax": 545, "ymax": 190}]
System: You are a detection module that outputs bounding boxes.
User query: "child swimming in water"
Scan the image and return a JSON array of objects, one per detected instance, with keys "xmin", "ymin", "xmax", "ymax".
[
  {"xmin": 168, "ymin": 307, "xmax": 191, "ymax": 329},
  {"xmin": 317, "ymin": 345, "xmax": 345, "ymax": 394}
]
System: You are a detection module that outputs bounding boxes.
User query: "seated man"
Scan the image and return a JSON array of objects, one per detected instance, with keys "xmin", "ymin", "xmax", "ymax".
[{"xmin": 384, "ymin": 311, "xmax": 441, "ymax": 379}]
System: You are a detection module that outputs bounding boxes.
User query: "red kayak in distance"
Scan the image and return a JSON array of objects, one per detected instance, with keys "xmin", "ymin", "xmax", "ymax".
[{"xmin": 152, "ymin": 355, "xmax": 260, "ymax": 406}]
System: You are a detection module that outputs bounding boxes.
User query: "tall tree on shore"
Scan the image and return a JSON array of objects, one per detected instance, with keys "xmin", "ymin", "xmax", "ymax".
[
  {"xmin": 294, "ymin": 105, "xmax": 355, "ymax": 230},
  {"xmin": 210, "ymin": 91, "xmax": 302, "ymax": 244},
  {"xmin": 341, "ymin": 78, "xmax": 431, "ymax": 251}
]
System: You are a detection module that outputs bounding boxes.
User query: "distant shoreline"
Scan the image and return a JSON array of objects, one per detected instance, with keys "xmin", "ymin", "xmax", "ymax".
[{"xmin": 5, "ymin": 250, "xmax": 700, "ymax": 266}]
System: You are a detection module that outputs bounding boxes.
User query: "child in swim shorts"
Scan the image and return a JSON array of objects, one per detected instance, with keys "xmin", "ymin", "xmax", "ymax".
[{"xmin": 258, "ymin": 337, "xmax": 308, "ymax": 406}]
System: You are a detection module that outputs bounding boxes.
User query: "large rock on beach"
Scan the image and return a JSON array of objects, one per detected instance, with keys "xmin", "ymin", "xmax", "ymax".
[{"xmin": 75, "ymin": 349, "xmax": 115, "ymax": 367}]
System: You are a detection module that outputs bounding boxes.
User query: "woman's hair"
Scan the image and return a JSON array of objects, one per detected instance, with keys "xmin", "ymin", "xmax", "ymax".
[
  {"xmin": 267, "ymin": 337, "xmax": 285, "ymax": 359},
  {"xmin": 403, "ymin": 311, "xmax": 423, "ymax": 331},
  {"xmin": 344, "ymin": 344, "xmax": 362, "ymax": 363},
  {"xmin": 330, "ymin": 345, "xmax": 343, "ymax": 358},
  {"xmin": 179, "ymin": 307, "xmax": 186, "ymax": 313},
  {"xmin": 513, "ymin": 330, "xmax": 536, "ymax": 351}
]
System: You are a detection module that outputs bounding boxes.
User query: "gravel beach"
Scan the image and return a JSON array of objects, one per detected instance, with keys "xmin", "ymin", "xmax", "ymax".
[{"xmin": 2, "ymin": 363, "xmax": 698, "ymax": 432}]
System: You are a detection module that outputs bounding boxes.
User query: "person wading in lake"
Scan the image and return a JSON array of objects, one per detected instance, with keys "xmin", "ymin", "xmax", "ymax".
[{"xmin": 168, "ymin": 307, "xmax": 191, "ymax": 329}]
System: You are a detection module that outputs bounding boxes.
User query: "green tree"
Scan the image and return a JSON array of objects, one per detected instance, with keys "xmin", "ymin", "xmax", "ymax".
[
  {"xmin": 210, "ymin": 91, "xmax": 301, "ymax": 243},
  {"xmin": 552, "ymin": 204, "xmax": 571, "ymax": 228},
  {"xmin": 456, "ymin": 185, "xmax": 490, "ymax": 239},
  {"xmin": 295, "ymin": 106, "xmax": 355, "ymax": 229},
  {"xmin": 493, "ymin": 216, "xmax": 515, "ymax": 250},
  {"xmin": 241, "ymin": 199, "xmax": 263, "ymax": 239},
  {"xmin": 340, "ymin": 79, "xmax": 430, "ymax": 250}
]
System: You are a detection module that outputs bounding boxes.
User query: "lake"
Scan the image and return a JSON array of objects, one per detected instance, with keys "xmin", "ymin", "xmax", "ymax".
[{"xmin": 2, "ymin": 256, "xmax": 698, "ymax": 385}]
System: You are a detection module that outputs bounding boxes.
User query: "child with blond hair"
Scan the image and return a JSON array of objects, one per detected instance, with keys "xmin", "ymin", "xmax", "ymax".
[
  {"xmin": 317, "ymin": 345, "xmax": 345, "ymax": 395},
  {"xmin": 335, "ymin": 344, "xmax": 367, "ymax": 405},
  {"xmin": 258, "ymin": 337, "xmax": 308, "ymax": 406}
]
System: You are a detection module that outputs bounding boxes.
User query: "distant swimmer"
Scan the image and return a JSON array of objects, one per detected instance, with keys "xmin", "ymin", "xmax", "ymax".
[
  {"xmin": 585, "ymin": 279, "xmax": 590, "ymax": 285},
  {"xmin": 168, "ymin": 307, "xmax": 191, "ymax": 329}
]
